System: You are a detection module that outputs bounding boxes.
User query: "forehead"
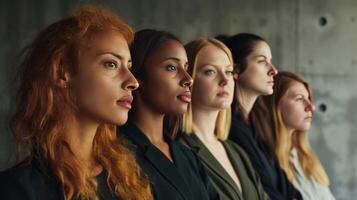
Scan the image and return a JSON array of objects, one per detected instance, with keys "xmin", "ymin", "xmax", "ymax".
[
  {"xmin": 148, "ymin": 39, "xmax": 187, "ymax": 63},
  {"xmin": 250, "ymin": 41, "xmax": 271, "ymax": 58},
  {"xmin": 82, "ymin": 30, "xmax": 130, "ymax": 58},
  {"xmin": 286, "ymin": 81, "xmax": 309, "ymax": 97},
  {"xmin": 196, "ymin": 45, "xmax": 231, "ymax": 67}
]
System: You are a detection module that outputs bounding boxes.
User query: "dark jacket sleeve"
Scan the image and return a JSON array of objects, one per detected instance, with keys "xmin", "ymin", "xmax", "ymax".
[
  {"xmin": 229, "ymin": 121, "xmax": 303, "ymax": 200},
  {"xmin": 0, "ymin": 170, "xmax": 30, "ymax": 200},
  {"xmin": 179, "ymin": 144, "xmax": 220, "ymax": 200}
]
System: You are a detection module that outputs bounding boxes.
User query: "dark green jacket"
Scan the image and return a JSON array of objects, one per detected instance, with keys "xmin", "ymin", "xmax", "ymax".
[{"xmin": 180, "ymin": 134, "xmax": 269, "ymax": 200}]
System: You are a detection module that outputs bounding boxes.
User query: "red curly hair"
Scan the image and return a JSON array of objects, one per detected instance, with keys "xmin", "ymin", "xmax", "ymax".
[{"xmin": 11, "ymin": 5, "xmax": 152, "ymax": 200}]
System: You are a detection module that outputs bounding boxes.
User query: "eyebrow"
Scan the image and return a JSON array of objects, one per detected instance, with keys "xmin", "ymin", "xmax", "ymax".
[
  {"xmin": 201, "ymin": 63, "xmax": 233, "ymax": 69},
  {"xmin": 161, "ymin": 57, "xmax": 187, "ymax": 64},
  {"xmin": 253, "ymin": 55, "xmax": 267, "ymax": 59},
  {"xmin": 96, "ymin": 51, "xmax": 132, "ymax": 63}
]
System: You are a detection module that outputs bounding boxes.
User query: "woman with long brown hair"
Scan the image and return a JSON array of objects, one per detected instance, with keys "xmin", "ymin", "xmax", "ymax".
[
  {"xmin": 224, "ymin": 33, "xmax": 303, "ymax": 200},
  {"xmin": 0, "ymin": 5, "xmax": 152, "ymax": 200},
  {"xmin": 259, "ymin": 71, "xmax": 335, "ymax": 200}
]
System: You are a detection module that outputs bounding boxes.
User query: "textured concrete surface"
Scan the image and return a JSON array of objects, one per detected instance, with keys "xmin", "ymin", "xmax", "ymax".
[{"xmin": 1, "ymin": 0, "xmax": 356, "ymax": 199}]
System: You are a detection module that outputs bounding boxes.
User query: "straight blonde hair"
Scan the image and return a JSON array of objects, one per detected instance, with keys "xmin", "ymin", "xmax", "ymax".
[
  {"xmin": 263, "ymin": 71, "xmax": 330, "ymax": 186},
  {"xmin": 181, "ymin": 38, "xmax": 233, "ymax": 140}
]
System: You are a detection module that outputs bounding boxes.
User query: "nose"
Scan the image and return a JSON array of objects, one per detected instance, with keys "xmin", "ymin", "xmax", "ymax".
[
  {"xmin": 180, "ymin": 68, "xmax": 193, "ymax": 88},
  {"xmin": 268, "ymin": 63, "xmax": 278, "ymax": 76},
  {"xmin": 219, "ymin": 72, "xmax": 229, "ymax": 87},
  {"xmin": 305, "ymin": 100, "xmax": 315, "ymax": 112},
  {"xmin": 123, "ymin": 67, "xmax": 139, "ymax": 91}
]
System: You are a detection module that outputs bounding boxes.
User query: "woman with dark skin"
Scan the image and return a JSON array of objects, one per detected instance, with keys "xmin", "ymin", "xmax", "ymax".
[
  {"xmin": 118, "ymin": 29, "xmax": 219, "ymax": 200},
  {"xmin": 0, "ymin": 6, "xmax": 152, "ymax": 200},
  {"xmin": 224, "ymin": 33, "xmax": 303, "ymax": 200}
]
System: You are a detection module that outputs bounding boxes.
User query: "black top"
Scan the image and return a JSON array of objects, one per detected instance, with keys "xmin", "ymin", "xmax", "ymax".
[
  {"xmin": 229, "ymin": 116, "xmax": 303, "ymax": 200},
  {"xmin": 0, "ymin": 159, "xmax": 119, "ymax": 200},
  {"xmin": 118, "ymin": 121, "xmax": 219, "ymax": 200}
]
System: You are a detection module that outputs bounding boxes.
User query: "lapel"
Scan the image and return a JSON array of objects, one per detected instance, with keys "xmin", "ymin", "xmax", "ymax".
[
  {"xmin": 121, "ymin": 121, "xmax": 191, "ymax": 200},
  {"xmin": 182, "ymin": 134, "xmax": 242, "ymax": 199},
  {"xmin": 223, "ymin": 141, "xmax": 259, "ymax": 199}
]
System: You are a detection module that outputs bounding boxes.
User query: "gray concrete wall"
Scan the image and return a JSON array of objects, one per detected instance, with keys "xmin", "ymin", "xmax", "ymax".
[{"xmin": 1, "ymin": 0, "xmax": 356, "ymax": 199}]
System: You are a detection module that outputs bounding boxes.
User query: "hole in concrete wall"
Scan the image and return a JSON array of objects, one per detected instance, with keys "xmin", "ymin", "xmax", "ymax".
[
  {"xmin": 319, "ymin": 16, "xmax": 328, "ymax": 26},
  {"xmin": 319, "ymin": 103, "xmax": 327, "ymax": 112}
]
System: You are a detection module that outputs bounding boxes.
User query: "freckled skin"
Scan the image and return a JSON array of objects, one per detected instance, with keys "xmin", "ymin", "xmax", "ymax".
[
  {"xmin": 70, "ymin": 30, "xmax": 138, "ymax": 125},
  {"xmin": 279, "ymin": 81, "xmax": 314, "ymax": 132},
  {"xmin": 192, "ymin": 45, "xmax": 234, "ymax": 111}
]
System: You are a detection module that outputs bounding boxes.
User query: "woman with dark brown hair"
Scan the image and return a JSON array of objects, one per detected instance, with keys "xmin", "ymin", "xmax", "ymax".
[
  {"xmin": 0, "ymin": 5, "xmax": 152, "ymax": 200},
  {"xmin": 224, "ymin": 33, "xmax": 303, "ymax": 200},
  {"xmin": 118, "ymin": 29, "xmax": 218, "ymax": 200}
]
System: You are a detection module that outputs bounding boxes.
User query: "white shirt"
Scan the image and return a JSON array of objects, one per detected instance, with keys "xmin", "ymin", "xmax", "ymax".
[{"xmin": 290, "ymin": 148, "xmax": 335, "ymax": 200}]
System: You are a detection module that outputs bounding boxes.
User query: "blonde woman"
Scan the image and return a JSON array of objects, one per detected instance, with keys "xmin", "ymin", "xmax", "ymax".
[
  {"xmin": 258, "ymin": 71, "xmax": 335, "ymax": 200},
  {"xmin": 179, "ymin": 38, "xmax": 268, "ymax": 200}
]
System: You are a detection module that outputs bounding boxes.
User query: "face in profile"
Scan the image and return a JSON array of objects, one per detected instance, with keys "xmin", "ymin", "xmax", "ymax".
[
  {"xmin": 69, "ymin": 30, "xmax": 139, "ymax": 125},
  {"xmin": 139, "ymin": 39, "xmax": 193, "ymax": 115},
  {"xmin": 192, "ymin": 45, "xmax": 234, "ymax": 111},
  {"xmin": 279, "ymin": 81, "xmax": 314, "ymax": 132},
  {"xmin": 238, "ymin": 41, "xmax": 278, "ymax": 96}
]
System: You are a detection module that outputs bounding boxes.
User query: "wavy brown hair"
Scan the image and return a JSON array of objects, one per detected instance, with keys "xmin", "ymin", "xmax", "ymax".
[
  {"xmin": 259, "ymin": 71, "xmax": 329, "ymax": 186},
  {"xmin": 11, "ymin": 5, "xmax": 152, "ymax": 200}
]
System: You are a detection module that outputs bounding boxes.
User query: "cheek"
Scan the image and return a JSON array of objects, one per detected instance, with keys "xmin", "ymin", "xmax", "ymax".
[
  {"xmin": 72, "ymin": 74, "xmax": 119, "ymax": 116},
  {"xmin": 281, "ymin": 104, "xmax": 305, "ymax": 129},
  {"xmin": 192, "ymin": 80, "xmax": 212, "ymax": 103}
]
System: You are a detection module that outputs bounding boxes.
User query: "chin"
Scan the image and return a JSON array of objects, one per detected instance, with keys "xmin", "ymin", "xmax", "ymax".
[
  {"xmin": 170, "ymin": 105, "xmax": 188, "ymax": 115},
  {"xmin": 109, "ymin": 115, "xmax": 129, "ymax": 125}
]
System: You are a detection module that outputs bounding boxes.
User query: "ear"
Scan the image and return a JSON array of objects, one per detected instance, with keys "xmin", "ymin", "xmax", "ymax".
[
  {"xmin": 233, "ymin": 68, "xmax": 239, "ymax": 81},
  {"xmin": 57, "ymin": 71, "xmax": 71, "ymax": 88}
]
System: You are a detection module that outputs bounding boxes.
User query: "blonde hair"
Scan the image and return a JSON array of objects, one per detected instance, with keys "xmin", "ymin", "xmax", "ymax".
[
  {"xmin": 264, "ymin": 71, "xmax": 329, "ymax": 186},
  {"xmin": 181, "ymin": 38, "xmax": 233, "ymax": 140},
  {"xmin": 11, "ymin": 5, "xmax": 152, "ymax": 200}
]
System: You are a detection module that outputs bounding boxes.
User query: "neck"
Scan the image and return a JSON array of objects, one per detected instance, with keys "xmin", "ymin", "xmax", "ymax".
[
  {"xmin": 63, "ymin": 113, "xmax": 100, "ymax": 173},
  {"xmin": 235, "ymin": 87, "xmax": 259, "ymax": 120},
  {"xmin": 192, "ymin": 106, "xmax": 219, "ymax": 142},
  {"xmin": 131, "ymin": 97, "xmax": 165, "ymax": 143}
]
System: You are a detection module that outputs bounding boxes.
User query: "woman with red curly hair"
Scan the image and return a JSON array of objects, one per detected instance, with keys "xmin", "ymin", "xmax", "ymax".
[{"xmin": 0, "ymin": 5, "xmax": 152, "ymax": 200}]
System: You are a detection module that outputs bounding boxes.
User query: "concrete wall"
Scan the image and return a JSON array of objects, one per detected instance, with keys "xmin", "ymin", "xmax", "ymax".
[{"xmin": 1, "ymin": 0, "xmax": 356, "ymax": 199}]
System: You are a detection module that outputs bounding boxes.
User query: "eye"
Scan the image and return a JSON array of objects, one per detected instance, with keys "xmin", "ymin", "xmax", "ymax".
[
  {"xmin": 204, "ymin": 69, "xmax": 216, "ymax": 76},
  {"xmin": 295, "ymin": 96, "xmax": 304, "ymax": 101},
  {"xmin": 166, "ymin": 65, "xmax": 177, "ymax": 71},
  {"xmin": 257, "ymin": 59, "xmax": 265, "ymax": 63},
  {"xmin": 104, "ymin": 61, "xmax": 118, "ymax": 69},
  {"xmin": 225, "ymin": 70, "xmax": 234, "ymax": 76}
]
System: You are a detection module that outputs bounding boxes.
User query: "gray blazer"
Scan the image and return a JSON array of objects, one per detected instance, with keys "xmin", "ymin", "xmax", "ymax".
[{"xmin": 179, "ymin": 134, "xmax": 270, "ymax": 200}]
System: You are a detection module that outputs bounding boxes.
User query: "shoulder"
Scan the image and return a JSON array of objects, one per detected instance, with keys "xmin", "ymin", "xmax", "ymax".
[
  {"xmin": 225, "ymin": 141, "xmax": 254, "ymax": 166},
  {"xmin": 0, "ymin": 160, "xmax": 60, "ymax": 199}
]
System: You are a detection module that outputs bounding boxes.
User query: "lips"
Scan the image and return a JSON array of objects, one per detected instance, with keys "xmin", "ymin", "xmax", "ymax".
[
  {"xmin": 117, "ymin": 96, "xmax": 133, "ymax": 109},
  {"xmin": 177, "ymin": 91, "xmax": 191, "ymax": 103},
  {"xmin": 217, "ymin": 90, "xmax": 229, "ymax": 97},
  {"xmin": 267, "ymin": 81, "xmax": 274, "ymax": 86}
]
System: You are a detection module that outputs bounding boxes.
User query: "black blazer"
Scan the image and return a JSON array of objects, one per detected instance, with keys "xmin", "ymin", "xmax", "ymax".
[
  {"xmin": 229, "ymin": 116, "xmax": 303, "ymax": 200},
  {"xmin": 0, "ymin": 159, "xmax": 118, "ymax": 200},
  {"xmin": 118, "ymin": 121, "xmax": 219, "ymax": 200}
]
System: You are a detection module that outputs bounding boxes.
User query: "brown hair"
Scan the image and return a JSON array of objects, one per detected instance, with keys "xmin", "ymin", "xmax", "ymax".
[
  {"xmin": 182, "ymin": 38, "xmax": 233, "ymax": 140},
  {"xmin": 259, "ymin": 71, "xmax": 329, "ymax": 185},
  {"xmin": 11, "ymin": 5, "xmax": 152, "ymax": 200}
]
